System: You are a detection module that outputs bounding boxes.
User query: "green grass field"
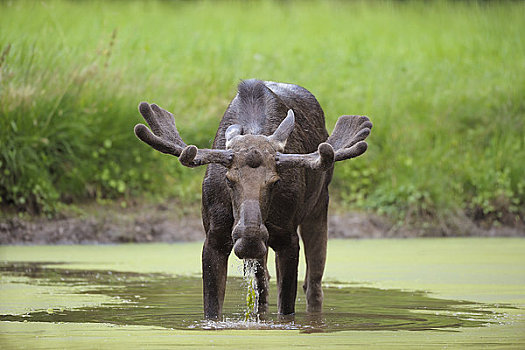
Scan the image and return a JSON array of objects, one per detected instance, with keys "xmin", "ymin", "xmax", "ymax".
[{"xmin": 1, "ymin": 1, "xmax": 524, "ymax": 228}]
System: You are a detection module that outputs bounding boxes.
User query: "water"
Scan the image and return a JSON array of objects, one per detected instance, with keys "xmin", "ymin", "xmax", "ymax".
[
  {"xmin": 0, "ymin": 261, "xmax": 507, "ymax": 333},
  {"xmin": 242, "ymin": 259, "xmax": 260, "ymax": 321},
  {"xmin": 1, "ymin": 239, "xmax": 525, "ymax": 348}
]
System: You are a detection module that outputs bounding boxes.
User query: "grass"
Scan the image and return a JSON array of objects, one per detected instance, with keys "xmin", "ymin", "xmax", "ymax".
[{"xmin": 0, "ymin": 0, "xmax": 524, "ymax": 228}]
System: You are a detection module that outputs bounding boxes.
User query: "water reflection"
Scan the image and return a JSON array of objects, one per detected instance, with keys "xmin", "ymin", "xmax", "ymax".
[{"xmin": 0, "ymin": 262, "xmax": 507, "ymax": 333}]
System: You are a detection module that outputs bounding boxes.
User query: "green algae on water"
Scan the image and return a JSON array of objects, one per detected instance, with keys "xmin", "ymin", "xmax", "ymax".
[
  {"xmin": 1, "ymin": 239, "xmax": 524, "ymax": 349},
  {"xmin": 0, "ymin": 261, "xmax": 508, "ymax": 332}
]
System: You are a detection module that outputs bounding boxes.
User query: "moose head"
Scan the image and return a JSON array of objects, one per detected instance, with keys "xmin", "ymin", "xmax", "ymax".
[{"xmin": 134, "ymin": 102, "xmax": 371, "ymax": 259}]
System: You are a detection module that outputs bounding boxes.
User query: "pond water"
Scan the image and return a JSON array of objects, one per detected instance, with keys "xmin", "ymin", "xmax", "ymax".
[
  {"xmin": 0, "ymin": 261, "xmax": 502, "ymax": 333},
  {"xmin": 1, "ymin": 238, "xmax": 524, "ymax": 349}
]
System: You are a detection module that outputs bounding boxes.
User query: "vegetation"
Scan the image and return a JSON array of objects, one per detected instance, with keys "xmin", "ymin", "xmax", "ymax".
[{"xmin": 1, "ymin": 1, "xmax": 524, "ymax": 228}]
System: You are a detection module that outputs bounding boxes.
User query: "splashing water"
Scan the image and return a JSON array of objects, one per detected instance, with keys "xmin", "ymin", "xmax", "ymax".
[{"xmin": 243, "ymin": 259, "xmax": 259, "ymax": 322}]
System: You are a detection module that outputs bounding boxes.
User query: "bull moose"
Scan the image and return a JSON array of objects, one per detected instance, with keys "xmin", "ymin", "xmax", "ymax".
[{"xmin": 134, "ymin": 79, "xmax": 372, "ymax": 319}]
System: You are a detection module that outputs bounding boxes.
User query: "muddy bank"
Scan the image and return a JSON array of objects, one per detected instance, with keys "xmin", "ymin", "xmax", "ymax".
[{"xmin": 1, "ymin": 201, "xmax": 523, "ymax": 244}]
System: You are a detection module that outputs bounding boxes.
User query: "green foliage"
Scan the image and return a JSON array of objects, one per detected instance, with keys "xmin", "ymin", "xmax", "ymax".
[{"xmin": 0, "ymin": 0, "xmax": 524, "ymax": 223}]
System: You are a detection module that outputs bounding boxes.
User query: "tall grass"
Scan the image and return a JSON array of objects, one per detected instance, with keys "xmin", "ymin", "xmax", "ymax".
[{"xmin": 1, "ymin": 1, "xmax": 524, "ymax": 225}]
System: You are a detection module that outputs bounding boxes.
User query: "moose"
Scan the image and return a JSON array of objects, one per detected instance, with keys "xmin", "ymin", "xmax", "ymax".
[{"xmin": 134, "ymin": 79, "xmax": 372, "ymax": 319}]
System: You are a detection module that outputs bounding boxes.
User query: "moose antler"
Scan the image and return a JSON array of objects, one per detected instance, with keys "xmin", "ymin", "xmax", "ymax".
[
  {"xmin": 276, "ymin": 115, "xmax": 372, "ymax": 170},
  {"xmin": 275, "ymin": 142, "xmax": 335, "ymax": 171},
  {"xmin": 134, "ymin": 102, "xmax": 187, "ymax": 156},
  {"xmin": 134, "ymin": 102, "xmax": 233, "ymax": 167},
  {"xmin": 327, "ymin": 115, "xmax": 372, "ymax": 161}
]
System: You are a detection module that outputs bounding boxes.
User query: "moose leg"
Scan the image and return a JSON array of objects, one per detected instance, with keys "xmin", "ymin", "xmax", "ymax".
[
  {"xmin": 275, "ymin": 232, "xmax": 300, "ymax": 315},
  {"xmin": 202, "ymin": 235, "xmax": 232, "ymax": 319},
  {"xmin": 300, "ymin": 203, "xmax": 328, "ymax": 313}
]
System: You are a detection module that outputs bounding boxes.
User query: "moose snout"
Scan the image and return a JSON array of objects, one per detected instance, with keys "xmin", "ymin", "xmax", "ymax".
[{"xmin": 232, "ymin": 224, "xmax": 269, "ymax": 259}]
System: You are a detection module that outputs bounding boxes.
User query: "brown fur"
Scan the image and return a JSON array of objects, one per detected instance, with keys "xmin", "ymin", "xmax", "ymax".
[
  {"xmin": 134, "ymin": 79, "xmax": 372, "ymax": 319},
  {"xmin": 201, "ymin": 80, "xmax": 331, "ymax": 317}
]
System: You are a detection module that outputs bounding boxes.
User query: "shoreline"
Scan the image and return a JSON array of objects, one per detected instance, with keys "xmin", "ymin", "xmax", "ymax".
[{"xmin": 1, "ymin": 201, "xmax": 523, "ymax": 245}]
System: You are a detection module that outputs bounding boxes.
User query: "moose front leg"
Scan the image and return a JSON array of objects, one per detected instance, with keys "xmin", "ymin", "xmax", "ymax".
[
  {"xmin": 274, "ymin": 233, "xmax": 300, "ymax": 315},
  {"xmin": 202, "ymin": 236, "xmax": 232, "ymax": 319},
  {"xmin": 300, "ymin": 201, "xmax": 328, "ymax": 313}
]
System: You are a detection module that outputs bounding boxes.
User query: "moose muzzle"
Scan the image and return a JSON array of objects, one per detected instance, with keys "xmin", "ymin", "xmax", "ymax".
[{"xmin": 232, "ymin": 200, "xmax": 269, "ymax": 259}]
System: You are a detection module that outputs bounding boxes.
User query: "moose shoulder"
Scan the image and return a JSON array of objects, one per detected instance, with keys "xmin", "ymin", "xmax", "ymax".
[{"xmin": 134, "ymin": 79, "xmax": 372, "ymax": 319}]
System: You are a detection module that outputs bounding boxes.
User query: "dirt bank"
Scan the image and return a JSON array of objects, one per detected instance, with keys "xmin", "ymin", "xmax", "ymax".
[{"xmin": 1, "ymin": 201, "xmax": 523, "ymax": 244}]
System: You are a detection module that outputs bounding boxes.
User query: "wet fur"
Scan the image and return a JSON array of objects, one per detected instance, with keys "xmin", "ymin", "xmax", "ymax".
[{"xmin": 201, "ymin": 80, "xmax": 333, "ymax": 318}]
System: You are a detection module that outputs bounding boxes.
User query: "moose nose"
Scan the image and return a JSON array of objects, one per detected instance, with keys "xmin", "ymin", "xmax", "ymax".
[
  {"xmin": 233, "ymin": 237, "xmax": 267, "ymax": 259},
  {"xmin": 232, "ymin": 224, "xmax": 269, "ymax": 259}
]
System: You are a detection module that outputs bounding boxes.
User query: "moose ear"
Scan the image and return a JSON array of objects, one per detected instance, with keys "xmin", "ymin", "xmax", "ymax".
[
  {"xmin": 225, "ymin": 124, "xmax": 243, "ymax": 148},
  {"xmin": 269, "ymin": 109, "xmax": 295, "ymax": 151}
]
